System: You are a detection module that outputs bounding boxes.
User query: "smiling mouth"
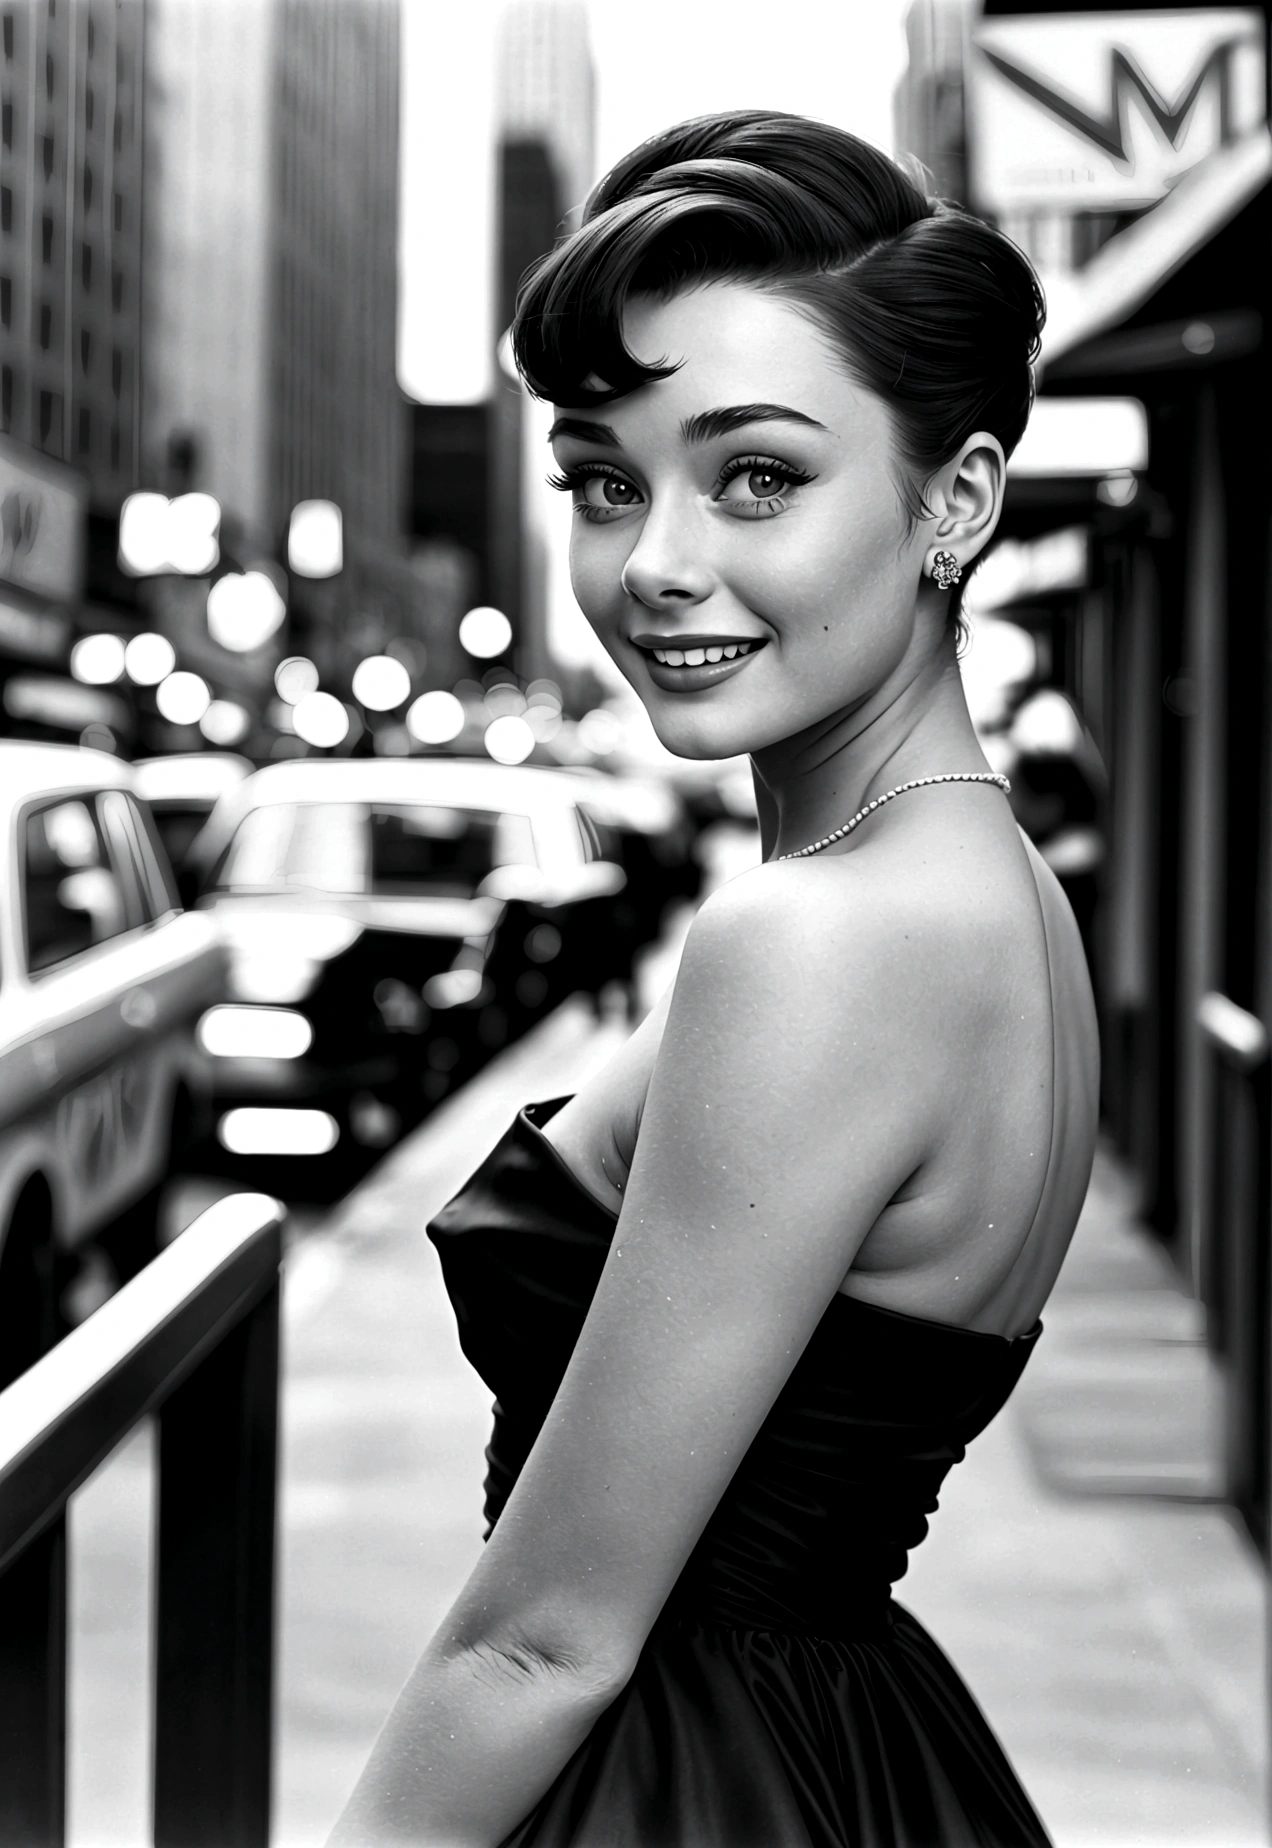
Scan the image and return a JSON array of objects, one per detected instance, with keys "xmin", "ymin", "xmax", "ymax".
[{"xmin": 636, "ymin": 638, "xmax": 766, "ymax": 668}]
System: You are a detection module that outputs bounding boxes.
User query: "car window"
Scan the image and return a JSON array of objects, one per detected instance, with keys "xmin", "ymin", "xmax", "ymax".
[
  {"xmin": 208, "ymin": 801, "xmax": 539, "ymax": 899},
  {"xmin": 23, "ymin": 796, "xmax": 130, "ymax": 973},
  {"xmin": 147, "ymin": 804, "xmax": 210, "ymax": 882}
]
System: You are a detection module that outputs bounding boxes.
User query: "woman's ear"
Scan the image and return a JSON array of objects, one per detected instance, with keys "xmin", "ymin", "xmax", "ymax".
[{"xmin": 920, "ymin": 432, "xmax": 1006, "ymax": 581}]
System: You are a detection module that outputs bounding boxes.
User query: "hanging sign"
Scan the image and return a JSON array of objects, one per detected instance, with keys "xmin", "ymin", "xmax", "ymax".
[
  {"xmin": 969, "ymin": 10, "xmax": 1267, "ymax": 213},
  {"xmin": 0, "ymin": 437, "xmax": 87, "ymax": 605}
]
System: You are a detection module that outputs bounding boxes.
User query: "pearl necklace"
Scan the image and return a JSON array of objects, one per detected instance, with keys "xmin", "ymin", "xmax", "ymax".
[{"xmin": 775, "ymin": 773, "xmax": 1011, "ymax": 861}]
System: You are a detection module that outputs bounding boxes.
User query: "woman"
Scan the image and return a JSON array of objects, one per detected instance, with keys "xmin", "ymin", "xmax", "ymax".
[{"xmin": 329, "ymin": 111, "xmax": 1099, "ymax": 1847}]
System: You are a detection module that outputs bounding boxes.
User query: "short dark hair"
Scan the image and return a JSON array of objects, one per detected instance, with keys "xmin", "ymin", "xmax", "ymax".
[{"xmin": 512, "ymin": 110, "xmax": 1045, "ymax": 628}]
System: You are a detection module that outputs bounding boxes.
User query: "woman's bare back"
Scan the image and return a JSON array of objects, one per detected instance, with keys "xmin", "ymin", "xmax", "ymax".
[{"xmin": 544, "ymin": 802, "xmax": 1099, "ymax": 1340}]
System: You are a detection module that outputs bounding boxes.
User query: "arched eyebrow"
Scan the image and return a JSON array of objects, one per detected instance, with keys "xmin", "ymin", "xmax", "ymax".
[
  {"xmin": 680, "ymin": 404, "xmax": 829, "ymax": 443},
  {"xmin": 546, "ymin": 404, "xmax": 829, "ymax": 449}
]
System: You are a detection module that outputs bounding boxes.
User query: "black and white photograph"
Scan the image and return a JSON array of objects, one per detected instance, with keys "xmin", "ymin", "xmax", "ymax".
[{"xmin": 0, "ymin": 1, "xmax": 1268, "ymax": 1843}]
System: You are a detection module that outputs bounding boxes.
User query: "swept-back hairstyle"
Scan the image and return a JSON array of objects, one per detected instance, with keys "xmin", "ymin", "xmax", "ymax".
[{"xmin": 511, "ymin": 111, "xmax": 1045, "ymax": 629}]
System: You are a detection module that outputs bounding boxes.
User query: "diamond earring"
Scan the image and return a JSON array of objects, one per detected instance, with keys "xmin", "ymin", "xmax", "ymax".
[{"xmin": 930, "ymin": 549, "xmax": 962, "ymax": 589}]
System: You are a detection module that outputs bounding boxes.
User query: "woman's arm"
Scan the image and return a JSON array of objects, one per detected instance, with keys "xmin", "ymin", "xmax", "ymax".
[{"xmin": 327, "ymin": 861, "xmax": 950, "ymax": 1847}]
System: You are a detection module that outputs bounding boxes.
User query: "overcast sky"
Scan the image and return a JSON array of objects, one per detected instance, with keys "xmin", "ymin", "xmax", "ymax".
[{"xmin": 399, "ymin": 0, "xmax": 912, "ymax": 403}]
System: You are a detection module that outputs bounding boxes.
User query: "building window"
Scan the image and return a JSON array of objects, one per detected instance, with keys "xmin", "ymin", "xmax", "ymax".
[
  {"xmin": 112, "ymin": 190, "xmax": 121, "ymax": 232},
  {"xmin": 41, "ymin": 213, "xmax": 52, "ymax": 264},
  {"xmin": 109, "ymin": 421, "xmax": 120, "ymax": 467},
  {"xmin": 111, "ymin": 265, "xmax": 122, "ymax": 311},
  {"xmin": 2, "ymin": 101, "xmax": 11, "ymax": 148},
  {"xmin": 38, "ymin": 302, "xmax": 51, "ymax": 348},
  {"xmin": 0, "ymin": 275, "xmax": 9, "ymax": 326},
  {"xmin": 45, "ymin": 53, "xmax": 53, "ymax": 100},
  {"xmin": 1, "ymin": 365, "xmax": 12, "ymax": 431},
  {"xmin": 111, "ymin": 345, "xmax": 121, "ymax": 396},
  {"xmin": 77, "ymin": 405, "xmax": 89, "ymax": 452},
  {"xmin": 0, "ymin": 185, "xmax": 10, "ymax": 233},
  {"xmin": 38, "ymin": 387, "xmax": 56, "ymax": 444},
  {"xmin": 79, "ymin": 328, "xmax": 90, "ymax": 372},
  {"xmin": 82, "ymin": 162, "xmax": 92, "ymax": 210},
  {"xmin": 42, "ymin": 132, "xmax": 53, "ymax": 179},
  {"xmin": 84, "ymin": 84, "xmax": 93, "ymax": 131}
]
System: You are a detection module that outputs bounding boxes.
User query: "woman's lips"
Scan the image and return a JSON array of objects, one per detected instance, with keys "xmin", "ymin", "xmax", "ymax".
[{"xmin": 632, "ymin": 636, "xmax": 767, "ymax": 695}]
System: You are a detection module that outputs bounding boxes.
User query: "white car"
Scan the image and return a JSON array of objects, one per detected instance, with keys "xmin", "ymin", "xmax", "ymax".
[{"xmin": 0, "ymin": 744, "xmax": 227, "ymax": 1374}]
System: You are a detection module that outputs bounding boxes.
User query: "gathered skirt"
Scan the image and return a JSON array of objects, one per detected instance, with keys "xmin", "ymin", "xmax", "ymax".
[{"xmin": 500, "ymin": 1603, "xmax": 1050, "ymax": 1847}]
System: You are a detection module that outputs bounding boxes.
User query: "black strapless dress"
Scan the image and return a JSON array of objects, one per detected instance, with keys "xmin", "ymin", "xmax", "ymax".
[{"xmin": 427, "ymin": 1098, "xmax": 1052, "ymax": 1847}]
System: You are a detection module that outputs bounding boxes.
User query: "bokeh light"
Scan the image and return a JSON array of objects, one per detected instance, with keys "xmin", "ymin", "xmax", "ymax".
[
  {"xmin": 200, "ymin": 699, "xmax": 251, "ymax": 747},
  {"xmin": 275, "ymin": 656, "xmax": 320, "ymax": 703},
  {"xmin": 288, "ymin": 499, "xmax": 344, "ymax": 577},
  {"xmin": 484, "ymin": 713, "xmax": 535, "ymax": 764},
  {"xmin": 118, "ymin": 491, "xmax": 221, "ymax": 575},
  {"xmin": 207, "ymin": 570, "xmax": 287, "ymax": 652},
  {"xmin": 406, "ymin": 689, "xmax": 465, "ymax": 744},
  {"xmin": 124, "ymin": 632, "xmax": 177, "ymax": 686},
  {"xmin": 292, "ymin": 690, "xmax": 350, "ymax": 748},
  {"xmin": 459, "ymin": 605, "xmax": 512, "ymax": 659},
  {"xmin": 352, "ymin": 654, "xmax": 412, "ymax": 711},
  {"xmin": 71, "ymin": 633, "xmax": 126, "ymax": 685},
  {"xmin": 156, "ymin": 671, "xmax": 212, "ymax": 726},
  {"xmin": 483, "ymin": 682, "xmax": 526, "ymax": 718}
]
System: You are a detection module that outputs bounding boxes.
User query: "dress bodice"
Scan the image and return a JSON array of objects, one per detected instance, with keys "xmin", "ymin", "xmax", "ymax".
[{"xmin": 427, "ymin": 1096, "xmax": 1041, "ymax": 1644}]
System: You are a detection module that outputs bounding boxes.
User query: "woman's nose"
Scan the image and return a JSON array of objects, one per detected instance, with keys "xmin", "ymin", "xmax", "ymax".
[{"xmin": 619, "ymin": 504, "xmax": 714, "ymax": 608}]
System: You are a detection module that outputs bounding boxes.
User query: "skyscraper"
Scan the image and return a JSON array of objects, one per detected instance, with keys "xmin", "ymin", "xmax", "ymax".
[
  {"xmin": 144, "ymin": 0, "xmax": 403, "ymax": 556},
  {"xmin": 0, "ymin": 0, "xmax": 144, "ymax": 501},
  {"xmin": 0, "ymin": 0, "xmax": 143, "ymax": 733},
  {"xmin": 143, "ymin": 0, "xmax": 410, "ymax": 709}
]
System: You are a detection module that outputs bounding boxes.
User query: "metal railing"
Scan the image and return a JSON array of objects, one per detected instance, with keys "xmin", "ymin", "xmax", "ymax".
[{"xmin": 0, "ymin": 1191, "xmax": 284, "ymax": 1848}]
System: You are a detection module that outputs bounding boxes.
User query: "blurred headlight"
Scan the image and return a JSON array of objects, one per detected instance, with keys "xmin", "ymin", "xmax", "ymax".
[
  {"xmin": 423, "ymin": 968, "xmax": 484, "ymax": 1008},
  {"xmin": 219, "ymin": 1107, "xmax": 337, "ymax": 1155},
  {"xmin": 198, "ymin": 1005, "xmax": 313, "ymax": 1058}
]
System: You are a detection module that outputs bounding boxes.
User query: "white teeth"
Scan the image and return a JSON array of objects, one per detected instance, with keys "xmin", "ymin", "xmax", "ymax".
[{"xmin": 649, "ymin": 640, "xmax": 758, "ymax": 666}]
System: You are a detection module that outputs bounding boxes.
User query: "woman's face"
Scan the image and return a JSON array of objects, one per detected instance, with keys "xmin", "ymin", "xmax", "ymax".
[{"xmin": 549, "ymin": 281, "xmax": 934, "ymax": 762}]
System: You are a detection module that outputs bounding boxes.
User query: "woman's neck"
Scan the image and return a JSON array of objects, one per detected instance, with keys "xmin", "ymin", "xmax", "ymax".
[{"xmin": 752, "ymin": 645, "xmax": 987, "ymax": 862}]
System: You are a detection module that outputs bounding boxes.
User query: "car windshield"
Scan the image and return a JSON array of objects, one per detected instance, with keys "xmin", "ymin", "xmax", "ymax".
[{"xmin": 208, "ymin": 801, "xmax": 538, "ymax": 899}]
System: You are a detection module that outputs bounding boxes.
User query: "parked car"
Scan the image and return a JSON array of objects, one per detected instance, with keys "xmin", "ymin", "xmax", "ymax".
[
  {"xmin": 132, "ymin": 752, "xmax": 253, "ymax": 902},
  {"xmin": 184, "ymin": 756, "xmax": 627, "ymax": 1193},
  {"xmin": 0, "ymin": 743, "xmax": 227, "ymax": 1381},
  {"xmin": 553, "ymin": 766, "xmax": 701, "ymax": 1014}
]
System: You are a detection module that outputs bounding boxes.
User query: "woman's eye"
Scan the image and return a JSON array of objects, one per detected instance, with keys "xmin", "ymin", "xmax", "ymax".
[
  {"xmin": 582, "ymin": 474, "xmax": 641, "ymax": 509},
  {"xmin": 715, "ymin": 457, "xmax": 814, "ymax": 514},
  {"xmin": 547, "ymin": 467, "xmax": 643, "ymax": 519}
]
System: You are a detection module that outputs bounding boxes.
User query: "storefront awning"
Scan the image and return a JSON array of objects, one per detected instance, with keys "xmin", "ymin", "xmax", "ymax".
[{"xmin": 1037, "ymin": 130, "xmax": 1272, "ymax": 380}]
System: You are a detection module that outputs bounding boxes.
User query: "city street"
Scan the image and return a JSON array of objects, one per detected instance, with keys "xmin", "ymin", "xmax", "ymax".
[{"xmin": 64, "ymin": 951, "xmax": 1267, "ymax": 1848}]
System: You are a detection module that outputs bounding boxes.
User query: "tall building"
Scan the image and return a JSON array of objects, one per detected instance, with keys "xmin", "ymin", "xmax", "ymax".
[
  {"xmin": 0, "ymin": 0, "xmax": 144, "ymax": 500},
  {"xmin": 143, "ymin": 0, "xmax": 408, "ymax": 703},
  {"xmin": 491, "ymin": 0, "xmax": 594, "ymax": 688},
  {"xmin": 0, "ymin": 0, "xmax": 144, "ymax": 737}
]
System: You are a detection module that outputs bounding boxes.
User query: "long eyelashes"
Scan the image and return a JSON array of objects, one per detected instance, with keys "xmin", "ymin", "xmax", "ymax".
[
  {"xmin": 545, "ymin": 454, "xmax": 819, "ymax": 521},
  {"xmin": 715, "ymin": 454, "xmax": 815, "ymax": 492}
]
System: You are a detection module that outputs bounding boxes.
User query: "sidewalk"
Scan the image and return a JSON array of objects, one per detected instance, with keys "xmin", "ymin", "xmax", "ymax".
[{"xmin": 903, "ymin": 1150, "xmax": 1267, "ymax": 1847}]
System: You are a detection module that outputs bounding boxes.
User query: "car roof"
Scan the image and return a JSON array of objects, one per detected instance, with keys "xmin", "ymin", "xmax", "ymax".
[
  {"xmin": 226, "ymin": 754, "xmax": 592, "ymax": 811},
  {"xmin": 0, "ymin": 740, "xmax": 133, "ymax": 813},
  {"xmin": 133, "ymin": 753, "xmax": 254, "ymax": 803},
  {"xmin": 188, "ymin": 753, "xmax": 597, "ymax": 868}
]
